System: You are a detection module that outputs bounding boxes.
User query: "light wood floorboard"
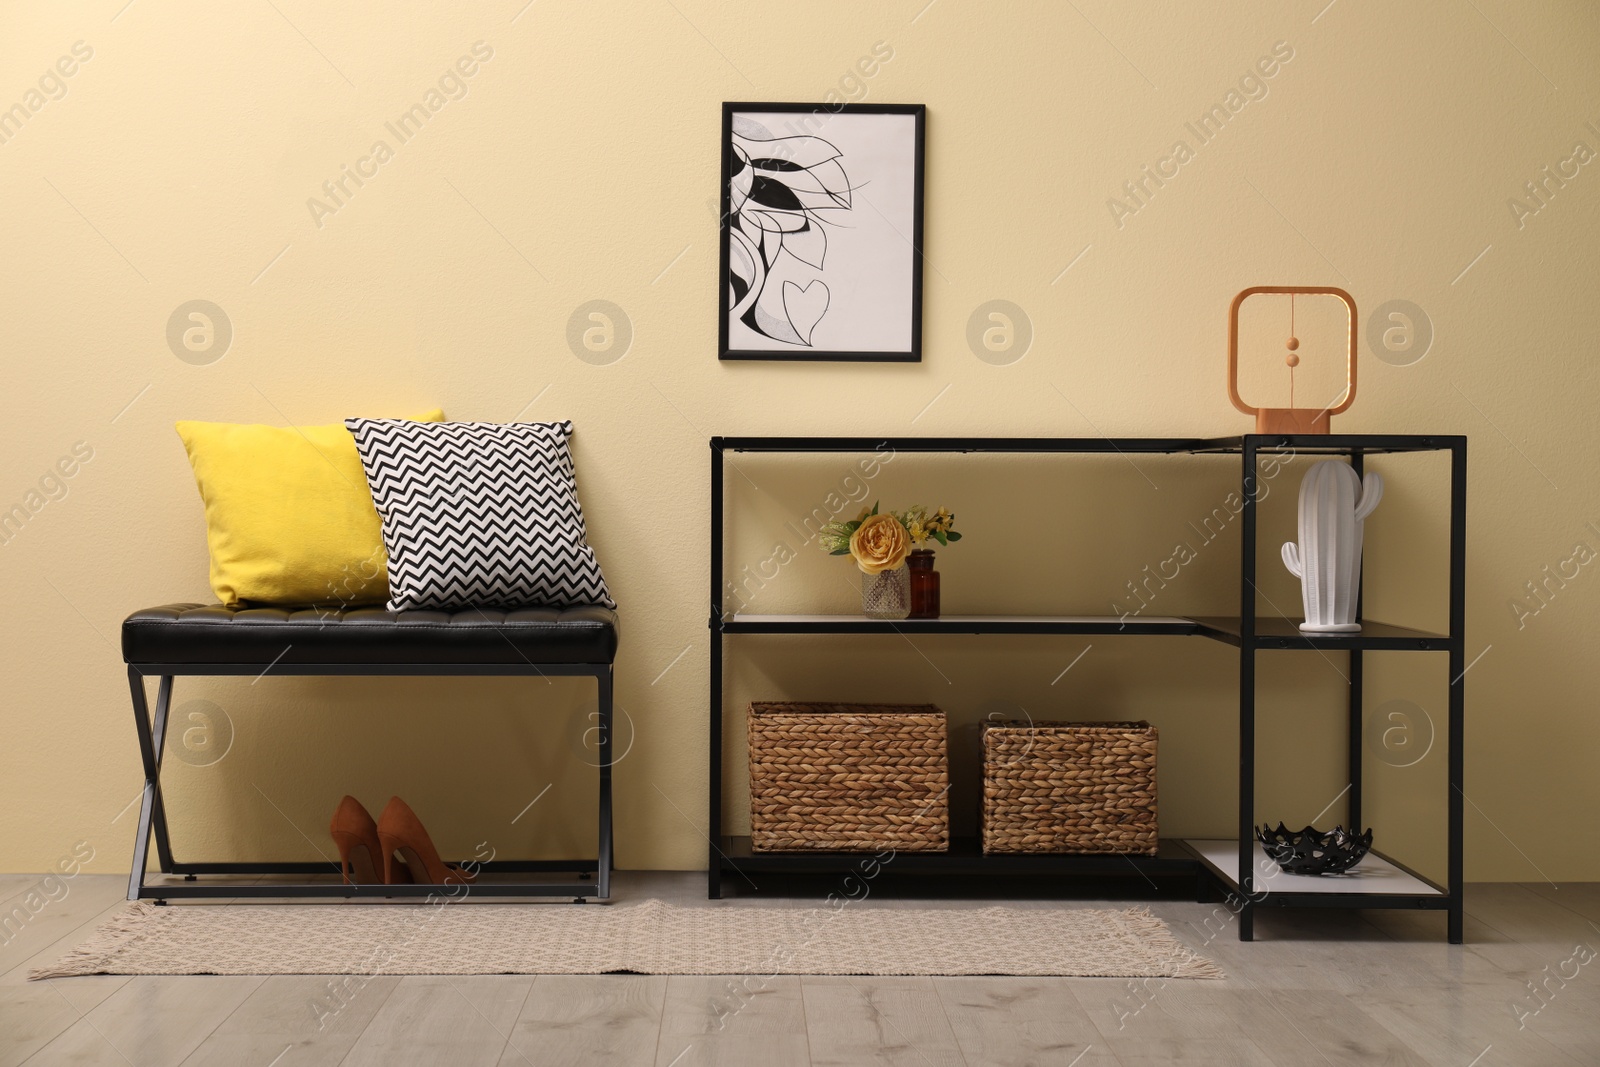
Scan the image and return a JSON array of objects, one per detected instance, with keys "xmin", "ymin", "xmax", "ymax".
[
  {"xmin": 178, "ymin": 973, "xmax": 403, "ymax": 1066},
  {"xmin": 800, "ymin": 976, "xmax": 965, "ymax": 1067},
  {"xmin": 1344, "ymin": 983, "xmax": 1581, "ymax": 1066},
  {"xmin": 338, "ymin": 975, "xmax": 532, "ymax": 1067},
  {"xmin": 934, "ymin": 977, "xmax": 1113, "ymax": 1067},
  {"xmin": 1, "ymin": 877, "xmax": 136, "ymax": 1066},
  {"xmin": 1210, "ymin": 987, "xmax": 1434, "ymax": 1065},
  {"xmin": 22, "ymin": 975, "xmax": 265, "ymax": 1066},
  {"xmin": 655, "ymin": 974, "xmax": 810, "ymax": 1067},
  {"xmin": 499, "ymin": 975, "xmax": 667, "ymax": 1066},
  {"xmin": 1096, "ymin": 1037, "xmax": 1279, "ymax": 1066},
  {"xmin": 1526, "ymin": 881, "xmax": 1600, "ymax": 923}
]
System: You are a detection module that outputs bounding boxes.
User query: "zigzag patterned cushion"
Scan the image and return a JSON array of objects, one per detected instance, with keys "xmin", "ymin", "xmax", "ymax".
[{"xmin": 345, "ymin": 419, "xmax": 615, "ymax": 611}]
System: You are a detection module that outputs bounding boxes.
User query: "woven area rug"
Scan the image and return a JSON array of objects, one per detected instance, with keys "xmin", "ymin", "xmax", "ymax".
[{"xmin": 32, "ymin": 899, "xmax": 1221, "ymax": 980}]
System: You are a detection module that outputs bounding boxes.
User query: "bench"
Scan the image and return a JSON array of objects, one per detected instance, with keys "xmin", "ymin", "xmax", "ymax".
[{"xmin": 121, "ymin": 602, "xmax": 618, "ymax": 902}]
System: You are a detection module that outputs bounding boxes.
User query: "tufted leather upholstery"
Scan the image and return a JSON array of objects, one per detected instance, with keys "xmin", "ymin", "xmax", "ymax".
[{"xmin": 122, "ymin": 603, "xmax": 618, "ymax": 666}]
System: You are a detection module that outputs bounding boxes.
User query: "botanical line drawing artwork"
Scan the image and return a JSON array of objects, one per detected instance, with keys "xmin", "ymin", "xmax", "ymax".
[
  {"xmin": 726, "ymin": 120, "xmax": 854, "ymax": 347},
  {"xmin": 719, "ymin": 103, "xmax": 923, "ymax": 362}
]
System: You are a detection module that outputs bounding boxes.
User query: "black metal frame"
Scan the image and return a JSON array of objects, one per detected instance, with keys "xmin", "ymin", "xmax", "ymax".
[
  {"xmin": 126, "ymin": 661, "xmax": 613, "ymax": 902},
  {"xmin": 707, "ymin": 434, "xmax": 1467, "ymax": 944},
  {"xmin": 718, "ymin": 102, "xmax": 926, "ymax": 362},
  {"xmin": 1228, "ymin": 436, "xmax": 1466, "ymax": 943}
]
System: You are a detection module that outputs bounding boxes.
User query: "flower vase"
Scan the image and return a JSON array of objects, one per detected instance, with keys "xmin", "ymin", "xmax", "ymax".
[
  {"xmin": 861, "ymin": 566, "xmax": 911, "ymax": 620},
  {"xmin": 908, "ymin": 549, "xmax": 940, "ymax": 619}
]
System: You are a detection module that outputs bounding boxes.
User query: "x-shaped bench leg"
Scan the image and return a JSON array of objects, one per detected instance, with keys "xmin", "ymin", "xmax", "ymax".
[{"xmin": 127, "ymin": 666, "xmax": 177, "ymax": 901}]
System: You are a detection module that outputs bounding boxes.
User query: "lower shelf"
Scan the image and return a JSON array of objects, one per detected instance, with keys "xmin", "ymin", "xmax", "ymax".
[
  {"xmin": 719, "ymin": 835, "xmax": 1199, "ymax": 878},
  {"xmin": 1185, "ymin": 839, "xmax": 1447, "ymax": 909}
]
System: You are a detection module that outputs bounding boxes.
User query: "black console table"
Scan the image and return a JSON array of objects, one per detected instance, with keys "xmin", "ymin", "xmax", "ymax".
[{"xmin": 708, "ymin": 435, "xmax": 1466, "ymax": 943}]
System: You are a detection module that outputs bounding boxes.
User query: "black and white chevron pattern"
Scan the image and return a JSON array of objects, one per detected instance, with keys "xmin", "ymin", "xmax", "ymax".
[{"xmin": 345, "ymin": 419, "xmax": 615, "ymax": 612}]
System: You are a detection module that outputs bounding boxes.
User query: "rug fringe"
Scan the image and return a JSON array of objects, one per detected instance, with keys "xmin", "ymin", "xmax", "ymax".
[
  {"xmin": 1119, "ymin": 906, "xmax": 1227, "ymax": 980},
  {"xmin": 28, "ymin": 902, "xmax": 162, "ymax": 980}
]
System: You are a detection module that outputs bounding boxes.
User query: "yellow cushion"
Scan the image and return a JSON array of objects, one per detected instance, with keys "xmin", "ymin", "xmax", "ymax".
[{"xmin": 175, "ymin": 410, "xmax": 444, "ymax": 607}]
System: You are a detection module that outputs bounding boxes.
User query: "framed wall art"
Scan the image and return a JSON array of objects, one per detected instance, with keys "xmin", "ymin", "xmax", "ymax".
[{"xmin": 719, "ymin": 102, "xmax": 925, "ymax": 362}]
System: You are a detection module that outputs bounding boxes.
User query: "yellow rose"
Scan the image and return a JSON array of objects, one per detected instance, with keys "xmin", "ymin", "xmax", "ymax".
[{"xmin": 850, "ymin": 513, "xmax": 911, "ymax": 574}]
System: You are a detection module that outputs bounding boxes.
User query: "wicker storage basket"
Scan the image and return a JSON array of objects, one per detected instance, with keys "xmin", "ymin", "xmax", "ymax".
[
  {"xmin": 747, "ymin": 702, "xmax": 949, "ymax": 852},
  {"xmin": 982, "ymin": 720, "xmax": 1158, "ymax": 855}
]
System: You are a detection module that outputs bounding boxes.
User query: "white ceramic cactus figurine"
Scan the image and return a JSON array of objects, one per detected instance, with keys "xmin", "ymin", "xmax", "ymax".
[{"xmin": 1281, "ymin": 461, "xmax": 1384, "ymax": 632}]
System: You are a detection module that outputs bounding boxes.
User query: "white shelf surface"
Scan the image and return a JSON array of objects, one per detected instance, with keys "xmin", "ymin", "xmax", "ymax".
[{"xmin": 1186, "ymin": 839, "xmax": 1443, "ymax": 896}]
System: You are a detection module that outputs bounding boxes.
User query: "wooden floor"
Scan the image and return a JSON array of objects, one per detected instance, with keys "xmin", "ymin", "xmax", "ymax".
[{"xmin": 2, "ymin": 872, "xmax": 1596, "ymax": 1066}]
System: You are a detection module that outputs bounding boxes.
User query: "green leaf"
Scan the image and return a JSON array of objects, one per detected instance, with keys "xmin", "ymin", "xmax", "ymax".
[
  {"xmin": 829, "ymin": 548, "xmax": 851, "ymax": 555},
  {"xmin": 870, "ymin": 501, "xmax": 879, "ymax": 515},
  {"xmin": 945, "ymin": 531, "xmax": 963, "ymax": 541},
  {"xmin": 932, "ymin": 530, "xmax": 948, "ymax": 546}
]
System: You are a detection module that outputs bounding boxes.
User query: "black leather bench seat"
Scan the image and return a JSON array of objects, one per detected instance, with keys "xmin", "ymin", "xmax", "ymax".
[{"xmin": 122, "ymin": 603, "xmax": 619, "ymax": 666}]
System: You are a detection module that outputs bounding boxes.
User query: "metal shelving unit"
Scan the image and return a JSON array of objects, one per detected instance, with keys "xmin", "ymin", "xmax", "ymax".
[{"xmin": 708, "ymin": 435, "xmax": 1467, "ymax": 942}]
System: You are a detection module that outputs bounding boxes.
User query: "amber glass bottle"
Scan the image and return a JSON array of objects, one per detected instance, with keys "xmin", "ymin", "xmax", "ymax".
[{"xmin": 907, "ymin": 549, "xmax": 940, "ymax": 619}]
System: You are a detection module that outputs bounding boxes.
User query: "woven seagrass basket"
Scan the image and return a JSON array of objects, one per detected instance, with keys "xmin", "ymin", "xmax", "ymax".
[
  {"xmin": 747, "ymin": 702, "xmax": 949, "ymax": 852},
  {"xmin": 982, "ymin": 720, "xmax": 1158, "ymax": 855}
]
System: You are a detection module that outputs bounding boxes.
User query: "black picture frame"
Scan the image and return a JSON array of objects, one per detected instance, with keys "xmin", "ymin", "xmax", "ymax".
[{"xmin": 719, "ymin": 102, "xmax": 926, "ymax": 362}]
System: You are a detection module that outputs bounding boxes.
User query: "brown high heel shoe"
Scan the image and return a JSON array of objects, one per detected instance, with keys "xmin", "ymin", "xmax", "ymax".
[
  {"xmin": 377, "ymin": 796, "xmax": 477, "ymax": 887},
  {"xmin": 330, "ymin": 796, "xmax": 412, "ymax": 885}
]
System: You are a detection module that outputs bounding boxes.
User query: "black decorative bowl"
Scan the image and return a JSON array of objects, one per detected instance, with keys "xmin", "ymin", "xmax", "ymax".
[{"xmin": 1256, "ymin": 823, "xmax": 1373, "ymax": 875}]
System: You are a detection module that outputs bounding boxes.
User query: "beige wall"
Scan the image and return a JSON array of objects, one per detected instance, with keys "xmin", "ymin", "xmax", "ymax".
[{"xmin": 2, "ymin": 1, "xmax": 1596, "ymax": 882}]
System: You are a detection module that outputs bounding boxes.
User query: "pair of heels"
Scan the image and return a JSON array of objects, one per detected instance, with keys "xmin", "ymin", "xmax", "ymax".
[{"xmin": 329, "ymin": 795, "xmax": 477, "ymax": 887}]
